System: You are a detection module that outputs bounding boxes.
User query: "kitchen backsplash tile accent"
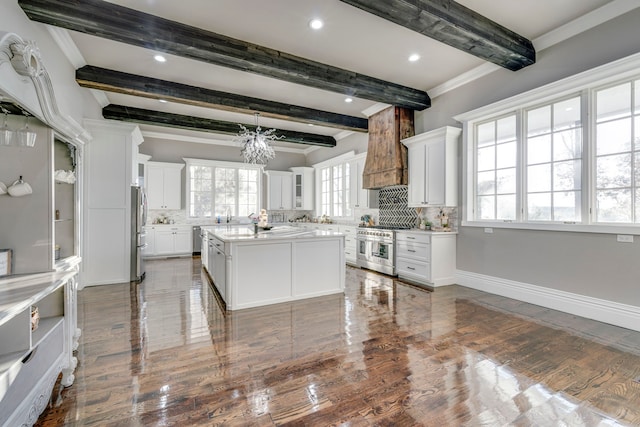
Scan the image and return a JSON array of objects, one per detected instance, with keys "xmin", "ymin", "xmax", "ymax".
[
  {"xmin": 378, "ymin": 186, "xmax": 417, "ymax": 227},
  {"xmin": 378, "ymin": 185, "xmax": 458, "ymax": 229}
]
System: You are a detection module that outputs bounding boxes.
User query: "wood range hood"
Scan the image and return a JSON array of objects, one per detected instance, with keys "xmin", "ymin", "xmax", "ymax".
[{"xmin": 362, "ymin": 106, "xmax": 415, "ymax": 189}]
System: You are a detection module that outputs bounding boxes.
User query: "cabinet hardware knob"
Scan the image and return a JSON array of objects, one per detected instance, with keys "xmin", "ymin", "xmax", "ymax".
[{"xmin": 407, "ymin": 266, "xmax": 415, "ymax": 270}]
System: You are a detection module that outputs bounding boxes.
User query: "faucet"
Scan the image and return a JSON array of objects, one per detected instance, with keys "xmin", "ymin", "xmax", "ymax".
[{"xmin": 226, "ymin": 206, "xmax": 231, "ymax": 223}]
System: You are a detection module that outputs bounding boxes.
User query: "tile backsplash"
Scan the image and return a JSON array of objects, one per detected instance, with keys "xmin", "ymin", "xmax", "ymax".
[{"xmin": 378, "ymin": 185, "xmax": 457, "ymax": 229}]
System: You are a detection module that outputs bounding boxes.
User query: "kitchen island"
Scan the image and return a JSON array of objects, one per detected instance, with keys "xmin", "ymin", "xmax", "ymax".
[{"xmin": 203, "ymin": 226, "xmax": 345, "ymax": 310}]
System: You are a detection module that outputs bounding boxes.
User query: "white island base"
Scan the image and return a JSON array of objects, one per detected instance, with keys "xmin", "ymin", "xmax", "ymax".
[{"xmin": 205, "ymin": 227, "xmax": 345, "ymax": 310}]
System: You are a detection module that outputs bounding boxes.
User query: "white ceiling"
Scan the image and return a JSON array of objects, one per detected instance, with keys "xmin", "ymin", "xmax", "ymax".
[{"xmin": 49, "ymin": 0, "xmax": 626, "ymax": 153}]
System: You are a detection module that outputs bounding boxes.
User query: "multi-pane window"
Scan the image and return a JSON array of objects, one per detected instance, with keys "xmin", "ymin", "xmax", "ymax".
[
  {"xmin": 189, "ymin": 165, "xmax": 212, "ymax": 218},
  {"xmin": 595, "ymin": 80, "xmax": 640, "ymax": 223},
  {"xmin": 475, "ymin": 115, "xmax": 517, "ymax": 220},
  {"xmin": 525, "ymin": 96, "xmax": 582, "ymax": 222},
  {"xmin": 188, "ymin": 162, "xmax": 261, "ymax": 219},
  {"xmin": 319, "ymin": 162, "xmax": 351, "ymax": 218}
]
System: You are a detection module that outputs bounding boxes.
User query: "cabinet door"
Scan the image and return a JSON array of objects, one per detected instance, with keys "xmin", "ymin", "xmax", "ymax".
[
  {"xmin": 280, "ymin": 173, "xmax": 293, "ymax": 210},
  {"xmin": 163, "ymin": 167, "xmax": 182, "ymax": 210},
  {"xmin": 214, "ymin": 249, "xmax": 226, "ymax": 300},
  {"xmin": 146, "ymin": 166, "xmax": 165, "ymax": 209},
  {"xmin": 144, "ymin": 227, "xmax": 155, "ymax": 256},
  {"xmin": 267, "ymin": 174, "xmax": 282, "ymax": 209},
  {"xmin": 351, "ymin": 157, "xmax": 378, "ymax": 209},
  {"xmin": 407, "ymin": 144, "xmax": 426, "ymax": 207},
  {"xmin": 294, "ymin": 173, "xmax": 303, "ymax": 209},
  {"xmin": 154, "ymin": 230, "xmax": 175, "ymax": 254},
  {"xmin": 173, "ymin": 229, "xmax": 192, "ymax": 253},
  {"xmin": 426, "ymin": 140, "xmax": 446, "ymax": 205}
]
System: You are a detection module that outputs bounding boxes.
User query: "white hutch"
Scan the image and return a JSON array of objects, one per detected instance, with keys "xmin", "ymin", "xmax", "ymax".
[{"xmin": 0, "ymin": 32, "xmax": 88, "ymax": 426}]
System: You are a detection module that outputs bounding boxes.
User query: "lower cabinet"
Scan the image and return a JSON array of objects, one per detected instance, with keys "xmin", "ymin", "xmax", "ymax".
[
  {"xmin": 396, "ymin": 231, "xmax": 456, "ymax": 286},
  {"xmin": 144, "ymin": 225, "xmax": 192, "ymax": 257},
  {"xmin": 0, "ymin": 268, "xmax": 80, "ymax": 427},
  {"xmin": 340, "ymin": 225, "xmax": 358, "ymax": 265}
]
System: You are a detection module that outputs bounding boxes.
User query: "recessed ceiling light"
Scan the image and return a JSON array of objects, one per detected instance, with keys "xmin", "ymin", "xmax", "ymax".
[
  {"xmin": 345, "ymin": 97, "xmax": 353, "ymax": 103},
  {"xmin": 408, "ymin": 53, "xmax": 420, "ymax": 62},
  {"xmin": 158, "ymin": 99, "xmax": 168, "ymax": 103},
  {"xmin": 309, "ymin": 19, "xmax": 324, "ymax": 30},
  {"xmin": 308, "ymin": 123, "xmax": 315, "ymax": 127},
  {"xmin": 154, "ymin": 54, "xmax": 167, "ymax": 63}
]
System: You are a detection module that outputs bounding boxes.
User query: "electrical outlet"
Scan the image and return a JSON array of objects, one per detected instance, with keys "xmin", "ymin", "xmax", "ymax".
[
  {"xmin": 617, "ymin": 235, "xmax": 634, "ymax": 243},
  {"xmin": 484, "ymin": 228, "xmax": 493, "ymax": 234}
]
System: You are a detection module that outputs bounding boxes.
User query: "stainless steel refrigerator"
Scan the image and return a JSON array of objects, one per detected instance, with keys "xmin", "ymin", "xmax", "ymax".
[{"xmin": 131, "ymin": 186, "xmax": 147, "ymax": 282}]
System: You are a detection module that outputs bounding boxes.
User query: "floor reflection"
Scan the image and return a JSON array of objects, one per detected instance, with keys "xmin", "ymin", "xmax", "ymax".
[{"xmin": 34, "ymin": 258, "xmax": 640, "ymax": 426}]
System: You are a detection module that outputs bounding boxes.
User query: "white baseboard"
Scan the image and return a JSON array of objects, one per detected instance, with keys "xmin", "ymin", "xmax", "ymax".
[{"xmin": 455, "ymin": 270, "xmax": 640, "ymax": 332}]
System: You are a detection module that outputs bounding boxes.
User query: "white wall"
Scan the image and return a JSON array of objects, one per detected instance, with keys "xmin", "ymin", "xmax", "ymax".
[
  {"xmin": 417, "ymin": 10, "xmax": 640, "ymax": 314},
  {"xmin": 140, "ymin": 136, "xmax": 307, "ymax": 170}
]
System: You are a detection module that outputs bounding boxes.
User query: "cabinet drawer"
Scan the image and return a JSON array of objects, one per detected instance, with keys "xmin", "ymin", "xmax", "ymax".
[
  {"xmin": 396, "ymin": 258, "xmax": 431, "ymax": 281},
  {"xmin": 396, "ymin": 240, "xmax": 429, "ymax": 262},
  {"xmin": 397, "ymin": 232, "xmax": 430, "ymax": 245},
  {"xmin": 0, "ymin": 319, "xmax": 64, "ymax": 422}
]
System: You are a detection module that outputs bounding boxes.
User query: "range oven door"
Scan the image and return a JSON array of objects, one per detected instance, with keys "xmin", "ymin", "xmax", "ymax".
[{"xmin": 357, "ymin": 237, "xmax": 395, "ymax": 275}]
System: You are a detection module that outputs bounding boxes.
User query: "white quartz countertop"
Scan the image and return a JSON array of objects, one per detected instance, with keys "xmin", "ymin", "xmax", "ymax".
[
  {"xmin": 204, "ymin": 225, "xmax": 344, "ymax": 242},
  {"xmin": 397, "ymin": 228, "xmax": 458, "ymax": 235}
]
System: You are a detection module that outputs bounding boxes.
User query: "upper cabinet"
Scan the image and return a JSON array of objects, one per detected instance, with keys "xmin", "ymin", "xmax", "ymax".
[
  {"xmin": 289, "ymin": 167, "xmax": 314, "ymax": 210},
  {"xmin": 350, "ymin": 153, "xmax": 379, "ymax": 209},
  {"xmin": 264, "ymin": 171, "xmax": 293, "ymax": 210},
  {"xmin": 402, "ymin": 126, "xmax": 461, "ymax": 207},
  {"xmin": 147, "ymin": 162, "xmax": 184, "ymax": 210}
]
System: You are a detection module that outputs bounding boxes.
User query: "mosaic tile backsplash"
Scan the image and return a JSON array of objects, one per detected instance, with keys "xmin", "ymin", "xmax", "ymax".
[{"xmin": 378, "ymin": 185, "xmax": 457, "ymax": 229}]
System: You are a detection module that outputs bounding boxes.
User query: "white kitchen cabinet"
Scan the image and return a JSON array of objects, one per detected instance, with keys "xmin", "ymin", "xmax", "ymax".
[
  {"xmin": 265, "ymin": 171, "xmax": 293, "ymax": 210},
  {"xmin": 147, "ymin": 162, "xmax": 184, "ymax": 209},
  {"xmin": 213, "ymin": 244, "xmax": 227, "ymax": 301},
  {"xmin": 396, "ymin": 231, "xmax": 457, "ymax": 287},
  {"xmin": 340, "ymin": 225, "xmax": 358, "ymax": 265},
  {"xmin": 147, "ymin": 225, "xmax": 192, "ymax": 256},
  {"xmin": 143, "ymin": 226, "xmax": 155, "ymax": 257},
  {"xmin": 350, "ymin": 153, "xmax": 379, "ymax": 209},
  {"xmin": 290, "ymin": 167, "xmax": 315, "ymax": 210},
  {"xmin": 402, "ymin": 126, "xmax": 460, "ymax": 207}
]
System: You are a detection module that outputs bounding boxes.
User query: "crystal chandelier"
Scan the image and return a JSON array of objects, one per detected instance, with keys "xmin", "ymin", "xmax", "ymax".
[{"xmin": 236, "ymin": 113, "xmax": 283, "ymax": 164}]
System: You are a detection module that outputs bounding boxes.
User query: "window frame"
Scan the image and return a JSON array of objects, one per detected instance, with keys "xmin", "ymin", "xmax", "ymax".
[
  {"xmin": 312, "ymin": 151, "xmax": 355, "ymax": 219},
  {"xmin": 456, "ymin": 52, "xmax": 640, "ymax": 234},
  {"xmin": 184, "ymin": 158, "xmax": 263, "ymax": 220}
]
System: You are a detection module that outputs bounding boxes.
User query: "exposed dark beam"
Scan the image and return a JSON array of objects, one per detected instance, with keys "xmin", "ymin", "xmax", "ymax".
[
  {"xmin": 102, "ymin": 105, "xmax": 337, "ymax": 148},
  {"xmin": 76, "ymin": 66, "xmax": 368, "ymax": 132},
  {"xmin": 19, "ymin": 0, "xmax": 431, "ymax": 110},
  {"xmin": 339, "ymin": 0, "xmax": 535, "ymax": 71}
]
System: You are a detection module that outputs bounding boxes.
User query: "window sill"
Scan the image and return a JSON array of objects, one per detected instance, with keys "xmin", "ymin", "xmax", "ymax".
[{"xmin": 461, "ymin": 220, "xmax": 640, "ymax": 235}]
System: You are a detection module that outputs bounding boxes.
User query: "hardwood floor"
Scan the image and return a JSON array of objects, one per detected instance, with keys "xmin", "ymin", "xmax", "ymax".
[{"xmin": 35, "ymin": 258, "xmax": 640, "ymax": 426}]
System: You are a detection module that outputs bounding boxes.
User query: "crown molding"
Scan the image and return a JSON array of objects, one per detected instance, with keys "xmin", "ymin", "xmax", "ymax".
[{"xmin": 428, "ymin": 0, "xmax": 640, "ymax": 99}]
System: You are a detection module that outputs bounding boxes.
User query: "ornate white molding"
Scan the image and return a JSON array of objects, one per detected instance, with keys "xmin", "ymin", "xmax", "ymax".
[{"xmin": 0, "ymin": 32, "xmax": 91, "ymax": 145}]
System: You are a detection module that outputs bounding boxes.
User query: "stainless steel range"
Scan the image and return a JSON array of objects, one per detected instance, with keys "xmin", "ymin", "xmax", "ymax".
[{"xmin": 356, "ymin": 226, "xmax": 409, "ymax": 276}]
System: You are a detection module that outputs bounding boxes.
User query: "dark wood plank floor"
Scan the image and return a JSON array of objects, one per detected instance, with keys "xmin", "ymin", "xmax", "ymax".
[{"xmin": 35, "ymin": 258, "xmax": 640, "ymax": 426}]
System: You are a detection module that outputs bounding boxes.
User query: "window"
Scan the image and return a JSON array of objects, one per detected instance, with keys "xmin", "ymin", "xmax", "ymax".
[
  {"xmin": 456, "ymin": 52, "xmax": 640, "ymax": 232},
  {"xmin": 186, "ymin": 159, "xmax": 261, "ymax": 219},
  {"xmin": 315, "ymin": 153, "xmax": 353, "ymax": 218},
  {"xmin": 476, "ymin": 115, "xmax": 517, "ymax": 220},
  {"xmin": 595, "ymin": 80, "xmax": 640, "ymax": 223},
  {"xmin": 525, "ymin": 96, "xmax": 582, "ymax": 222}
]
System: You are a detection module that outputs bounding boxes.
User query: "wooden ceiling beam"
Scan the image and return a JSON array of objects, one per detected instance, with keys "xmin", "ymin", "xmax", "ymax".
[
  {"xmin": 102, "ymin": 105, "xmax": 337, "ymax": 148},
  {"xmin": 339, "ymin": 0, "xmax": 535, "ymax": 71},
  {"xmin": 76, "ymin": 66, "xmax": 368, "ymax": 132},
  {"xmin": 19, "ymin": 0, "xmax": 431, "ymax": 110}
]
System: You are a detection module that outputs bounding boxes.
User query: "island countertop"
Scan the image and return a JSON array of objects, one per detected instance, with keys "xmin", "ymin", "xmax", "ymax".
[{"xmin": 203, "ymin": 225, "xmax": 343, "ymax": 242}]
